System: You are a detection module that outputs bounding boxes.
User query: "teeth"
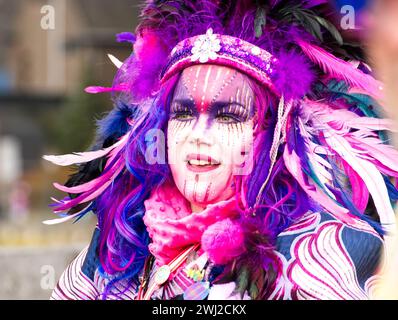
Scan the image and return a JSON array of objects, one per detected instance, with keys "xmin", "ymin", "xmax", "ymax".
[{"xmin": 189, "ymin": 159, "xmax": 210, "ymax": 166}]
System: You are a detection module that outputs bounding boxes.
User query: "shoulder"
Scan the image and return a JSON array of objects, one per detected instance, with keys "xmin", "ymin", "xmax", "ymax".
[
  {"xmin": 273, "ymin": 211, "xmax": 384, "ymax": 299},
  {"xmin": 81, "ymin": 227, "xmax": 101, "ymax": 281},
  {"xmin": 51, "ymin": 228, "xmax": 100, "ymax": 300},
  {"xmin": 277, "ymin": 211, "xmax": 383, "ymax": 257}
]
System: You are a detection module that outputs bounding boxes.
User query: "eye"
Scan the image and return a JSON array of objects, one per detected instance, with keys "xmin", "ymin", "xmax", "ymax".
[
  {"xmin": 215, "ymin": 113, "xmax": 242, "ymax": 124},
  {"xmin": 171, "ymin": 111, "xmax": 195, "ymax": 121}
]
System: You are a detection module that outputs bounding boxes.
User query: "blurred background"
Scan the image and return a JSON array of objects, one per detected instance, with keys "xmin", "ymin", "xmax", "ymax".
[{"xmin": 0, "ymin": 0, "xmax": 139, "ymax": 299}]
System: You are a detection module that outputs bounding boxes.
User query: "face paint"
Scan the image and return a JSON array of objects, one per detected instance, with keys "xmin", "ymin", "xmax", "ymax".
[{"xmin": 167, "ymin": 64, "xmax": 255, "ymax": 209}]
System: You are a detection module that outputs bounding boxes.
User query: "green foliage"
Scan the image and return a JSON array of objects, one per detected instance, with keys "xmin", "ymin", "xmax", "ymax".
[{"xmin": 44, "ymin": 70, "xmax": 110, "ymax": 154}]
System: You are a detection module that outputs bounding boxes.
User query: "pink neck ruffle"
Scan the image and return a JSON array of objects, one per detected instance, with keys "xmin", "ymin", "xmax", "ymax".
[{"xmin": 142, "ymin": 181, "xmax": 239, "ymax": 266}]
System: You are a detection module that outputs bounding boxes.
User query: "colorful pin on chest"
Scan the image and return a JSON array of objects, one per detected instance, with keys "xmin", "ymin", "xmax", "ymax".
[
  {"xmin": 186, "ymin": 264, "xmax": 205, "ymax": 282},
  {"xmin": 154, "ymin": 265, "xmax": 171, "ymax": 285}
]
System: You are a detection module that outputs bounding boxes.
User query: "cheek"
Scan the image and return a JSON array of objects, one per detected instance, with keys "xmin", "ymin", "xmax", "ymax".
[
  {"xmin": 167, "ymin": 120, "xmax": 192, "ymax": 148},
  {"xmin": 214, "ymin": 122, "xmax": 254, "ymax": 165},
  {"xmin": 167, "ymin": 119, "xmax": 254, "ymax": 176},
  {"xmin": 167, "ymin": 119, "xmax": 194, "ymax": 166}
]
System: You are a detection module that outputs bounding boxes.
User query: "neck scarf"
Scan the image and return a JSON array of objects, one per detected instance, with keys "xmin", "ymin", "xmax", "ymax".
[{"xmin": 143, "ymin": 181, "xmax": 239, "ymax": 266}]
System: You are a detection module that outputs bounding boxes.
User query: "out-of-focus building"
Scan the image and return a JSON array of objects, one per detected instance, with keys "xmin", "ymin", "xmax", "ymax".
[
  {"xmin": 0, "ymin": 0, "xmax": 139, "ymax": 216},
  {"xmin": 0, "ymin": 0, "xmax": 141, "ymax": 299},
  {"xmin": 3, "ymin": 0, "xmax": 139, "ymax": 95}
]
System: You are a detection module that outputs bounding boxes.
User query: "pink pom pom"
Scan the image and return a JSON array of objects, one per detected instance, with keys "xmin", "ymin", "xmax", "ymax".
[{"xmin": 201, "ymin": 218, "xmax": 245, "ymax": 265}]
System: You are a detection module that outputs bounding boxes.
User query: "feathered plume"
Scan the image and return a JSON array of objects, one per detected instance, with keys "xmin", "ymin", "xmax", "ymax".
[
  {"xmin": 127, "ymin": 31, "xmax": 169, "ymax": 101},
  {"xmin": 51, "ymin": 156, "xmax": 125, "ymax": 213},
  {"xmin": 43, "ymin": 202, "xmax": 93, "ymax": 225},
  {"xmin": 43, "ymin": 131, "xmax": 131, "ymax": 167},
  {"xmin": 290, "ymin": 98, "xmax": 398, "ymax": 232},
  {"xmin": 271, "ymin": 50, "xmax": 315, "ymax": 99},
  {"xmin": 44, "ymin": 102, "xmax": 136, "ymax": 221},
  {"xmin": 108, "ymin": 54, "xmax": 123, "ymax": 69},
  {"xmin": 297, "ymin": 40, "xmax": 383, "ymax": 99}
]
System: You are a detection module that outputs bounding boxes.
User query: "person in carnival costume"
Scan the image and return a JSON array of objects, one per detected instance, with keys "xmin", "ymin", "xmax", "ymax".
[{"xmin": 44, "ymin": 0, "xmax": 398, "ymax": 300}]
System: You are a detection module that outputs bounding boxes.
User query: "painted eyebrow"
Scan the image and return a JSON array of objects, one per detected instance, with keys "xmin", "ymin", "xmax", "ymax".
[
  {"xmin": 210, "ymin": 101, "xmax": 247, "ymax": 111},
  {"xmin": 171, "ymin": 99, "xmax": 252, "ymax": 116},
  {"xmin": 172, "ymin": 99, "xmax": 248, "ymax": 109},
  {"xmin": 171, "ymin": 99, "xmax": 195, "ymax": 109}
]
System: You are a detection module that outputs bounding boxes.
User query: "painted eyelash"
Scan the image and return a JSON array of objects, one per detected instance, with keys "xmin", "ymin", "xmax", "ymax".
[
  {"xmin": 171, "ymin": 103, "xmax": 249, "ymax": 124},
  {"xmin": 170, "ymin": 110, "xmax": 195, "ymax": 122},
  {"xmin": 171, "ymin": 103, "xmax": 192, "ymax": 113},
  {"xmin": 170, "ymin": 103, "xmax": 194, "ymax": 117},
  {"xmin": 170, "ymin": 114, "xmax": 194, "ymax": 122},
  {"xmin": 216, "ymin": 105, "xmax": 248, "ymax": 122},
  {"xmin": 216, "ymin": 113, "xmax": 244, "ymax": 123}
]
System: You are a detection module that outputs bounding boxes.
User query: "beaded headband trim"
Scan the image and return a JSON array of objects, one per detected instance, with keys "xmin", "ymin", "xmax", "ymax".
[{"xmin": 160, "ymin": 28, "xmax": 278, "ymax": 93}]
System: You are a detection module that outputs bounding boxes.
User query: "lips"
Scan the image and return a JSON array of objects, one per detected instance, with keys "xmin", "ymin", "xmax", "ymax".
[
  {"xmin": 186, "ymin": 153, "xmax": 220, "ymax": 165},
  {"xmin": 186, "ymin": 153, "xmax": 221, "ymax": 172}
]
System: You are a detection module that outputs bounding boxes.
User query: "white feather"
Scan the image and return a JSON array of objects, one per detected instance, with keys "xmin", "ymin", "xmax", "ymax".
[
  {"xmin": 324, "ymin": 131, "xmax": 396, "ymax": 229},
  {"xmin": 108, "ymin": 54, "xmax": 123, "ymax": 69},
  {"xmin": 42, "ymin": 203, "xmax": 92, "ymax": 225},
  {"xmin": 43, "ymin": 131, "xmax": 129, "ymax": 166}
]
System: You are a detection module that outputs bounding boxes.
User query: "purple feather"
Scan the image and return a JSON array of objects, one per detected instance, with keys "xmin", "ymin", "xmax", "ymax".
[
  {"xmin": 116, "ymin": 32, "xmax": 136, "ymax": 44},
  {"xmin": 271, "ymin": 50, "xmax": 315, "ymax": 99}
]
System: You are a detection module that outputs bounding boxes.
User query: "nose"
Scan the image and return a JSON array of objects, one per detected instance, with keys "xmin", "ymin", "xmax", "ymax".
[{"xmin": 188, "ymin": 114, "xmax": 213, "ymax": 146}]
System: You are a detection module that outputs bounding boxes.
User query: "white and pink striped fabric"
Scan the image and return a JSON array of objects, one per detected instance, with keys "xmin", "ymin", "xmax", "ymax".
[
  {"xmin": 51, "ymin": 246, "xmax": 100, "ymax": 300},
  {"xmin": 51, "ymin": 210, "xmax": 384, "ymax": 300}
]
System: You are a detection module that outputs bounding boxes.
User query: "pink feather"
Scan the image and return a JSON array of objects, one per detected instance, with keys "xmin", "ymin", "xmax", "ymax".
[
  {"xmin": 53, "ymin": 158, "xmax": 123, "ymax": 194},
  {"xmin": 43, "ymin": 202, "xmax": 93, "ymax": 225},
  {"xmin": 52, "ymin": 158, "xmax": 125, "ymax": 212},
  {"xmin": 323, "ymin": 132, "xmax": 396, "ymax": 228},
  {"xmin": 341, "ymin": 160, "xmax": 369, "ymax": 213},
  {"xmin": 347, "ymin": 136, "xmax": 398, "ymax": 174},
  {"xmin": 302, "ymin": 96, "xmax": 389, "ymax": 134},
  {"xmin": 43, "ymin": 131, "xmax": 130, "ymax": 167},
  {"xmin": 297, "ymin": 40, "xmax": 383, "ymax": 99},
  {"xmin": 84, "ymin": 83, "xmax": 129, "ymax": 94},
  {"xmin": 345, "ymin": 118, "xmax": 396, "ymax": 132},
  {"xmin": 302, "ymin": 99, "xmax": 398, "ymax": 175},
  {"xmin": 282, "ymin": 146, "xmax": 352, "ymax": 222},
  {"xmin": 298, "ymin": 98, "xmax": 397, "ymax": 229}
]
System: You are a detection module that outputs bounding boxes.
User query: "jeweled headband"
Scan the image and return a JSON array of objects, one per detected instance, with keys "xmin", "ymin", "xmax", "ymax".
[{"xmin": 160, "ymin": 28, "xmax": 278, "ymax": 94}]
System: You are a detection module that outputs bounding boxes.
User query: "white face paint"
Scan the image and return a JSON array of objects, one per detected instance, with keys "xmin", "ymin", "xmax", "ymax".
[{"xmin": 167, "ymin": 64, "xmax": 255, "ymax": 210}]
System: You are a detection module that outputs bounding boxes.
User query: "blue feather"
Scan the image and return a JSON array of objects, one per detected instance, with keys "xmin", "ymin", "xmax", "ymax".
[
  {"xmin": 73, "ymin": 203, "xmax": 95, "ymax": 223},
  {"xmin": 383, "ymin": 175, "xmax": 398, "ymax": 202},
  {"xmin": 329, "ymin": 160, "xmax": 384, "ymax": 235},
  {"xmin": 95, "ymin": 102, "xmax": 139, "ymax": 147}
]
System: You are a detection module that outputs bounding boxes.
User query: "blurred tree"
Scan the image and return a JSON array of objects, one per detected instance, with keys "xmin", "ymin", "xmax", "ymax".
[{"xmin": 43, "ymin": 68, "xmax": 111, "ymax": 154}]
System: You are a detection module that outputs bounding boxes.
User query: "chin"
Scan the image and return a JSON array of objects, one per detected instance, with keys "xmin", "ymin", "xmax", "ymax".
[
  {"xmin": 190, "ymin": 183, "xmax": 234, "ymax": 205},
  {"xmin": 170, "ymin": 164, "xmax": 234, "ymax": 203}
]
